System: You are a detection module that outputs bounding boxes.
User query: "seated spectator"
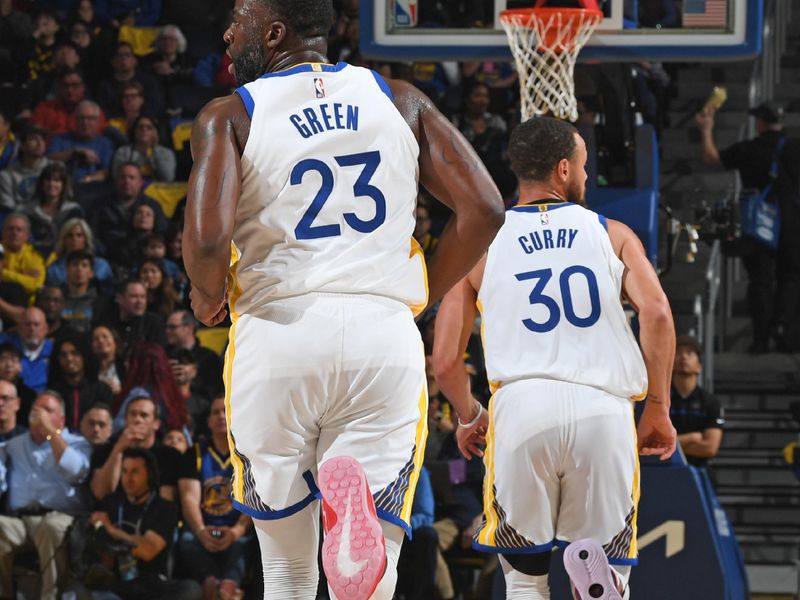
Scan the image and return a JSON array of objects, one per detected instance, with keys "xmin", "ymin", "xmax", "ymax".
[
  {"xmin": 144, "ymin": 25, "xmax": 195, "ymax": 86},
  {"xmin": 0, "ymin": 379, "xmax": 25, "ymax": 442},
  {"xmin": 141, "ymin": 232, "xmax": 182, "ymax": 282},
  {"xmin": 168, "ymin": 348, "xmax": 208, "ymax": 435},
  {"xmin": 670, "ymin": 335, "xmax": 725, "ymax": 467},
  {"xmin": 0, "ymin": 0, "xmax": 33, "ymax": 77},
  {"xmin": 0, "ymin": 391, "xmax": 92, "ymax": 600},
  {"xmin": 30, "ymin": 40, "xmax": 83, "ymax": 105},
  {"xmin": 45, "ymin": 218, "xmax": 114, "ymax": 292},
  {"xmin": 166, "ymin": 309, "xmax": 223, "ymax": 400},
  {"xmin": 24, "ymin": 162, "xmax": 84, "ymax": 256},
  {"xmin": 0, "ymin": 245, "xmax": 29, "ymax": 330},
  {"xmin": 1, "ymin": 212, "xmax": 46, "ymax": 301},
  {"xmin": 94, "ymin": 0, "xmax": 163, "ymax": 27},
  {"xmin": 60, "ymin": 249, "xmax": 109, "ymax": 333},
  {"xmin": 139, "ymin": 257, "xmax": 179, "ymax": 317},
  {"xmin": 48, "ymin": 334, "xmax": 114, "ymax": 431},
  {"xmin": 0, "ymin": 307, "xmax": 53, "ymax": 392},
  {"xmin": 80, "ymin": 401, "xmax": 114, "ymax": 446},
  {"xmin": 89, "ymin": 448, "xmax": 202, "ymax": 600},
  {"xmin": 96, "ymin": 42, "xmax": 164, "ymax": 118},
  {"xmin": 0, "ymin": 343, "xmax": 35, "ymax": 425},
  {"xmin": 67, "ymin": 19, "xmax": 109, "ymax": 87},
  {"xmin": 452, "ymin": 82, "xmax": 514, "ymax": 197},
  {"xmin": 178, "ymin": 396, "xmax": 253, "ymax": 600},
  {"xmin": 163, "ymin": 427, "xmax": 188, "ymax": 454},
  {"xmin": 413, "ymin": 201, "xmax": 438, "ymax": 260},
  {"xmin": 90, "ymin": 393, "xmax": 182, "ymax": 501},
  {"xmin": 112, "ymin": 115, "xmax": 177, "ymax": 182},
  {"xmin": 107, "ymin": 80, "xmax": 147, "ymax": 138},
  {"xmin": 47, "ymin": 99, "xmax": 114, "ymax": 184},
  {"xmin": 114, "ymin": 342, "xmax": 188, "ymax": 433},
  {"xmin": 36, "ymin": 285, "xmax": 71, "ymax": 338},
  {"xmin": 0, "ymin": 124, "xmax": 51, "ymax": 210},
  {"xmin": 24, "ymin": 12, "xmax": 60, "ymax": 86},
  {"xmin": 95, "ymin": 280, "xmax": 167, "ymax": 353},
  {"xmin": 94, "ymin": 163, "xmax": 166, "ymax": 274},
  {"xmin": 91, "ymin": 324, "xmax": 125, "ymax": 395},
  {"xmin": 396, "ymin": 465, "xmax": 437, "ymax": 600},
  {"xmin": 31, "ymin": 68, "xmax": 108, "ymax": 136},
  {"xmin": 461, "ymin": 61, "xmax": 518, "ymax": 114},
  {"xmin": 0, "ymin": 109, "xmax": 17, "ymax": 170}
]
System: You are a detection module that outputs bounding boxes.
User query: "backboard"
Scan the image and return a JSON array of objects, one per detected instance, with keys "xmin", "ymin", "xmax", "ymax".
[{"xmin": 361, "ymin": 0, "xmax": 763, "ymax": 62}]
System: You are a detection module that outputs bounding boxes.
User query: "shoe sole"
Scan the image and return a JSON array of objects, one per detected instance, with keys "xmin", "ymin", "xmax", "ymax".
[
  {"xmin": 319, "ymin": 456, "xmax": 386, "ymax": 600},
  {"xmin": 563, "ymin": 539, "xmax": 623, "ymax": 600}
]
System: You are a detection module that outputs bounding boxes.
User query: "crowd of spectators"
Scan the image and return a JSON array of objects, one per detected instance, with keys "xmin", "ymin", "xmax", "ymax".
[{"xmin": 0, "ymin": 1, "xmax": 685, "ymax": 600}]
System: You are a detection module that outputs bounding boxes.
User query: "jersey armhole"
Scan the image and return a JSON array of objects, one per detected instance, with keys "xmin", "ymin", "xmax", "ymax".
[
  {"xmin": 370, "ymin": 70, "xmax": 394, "ymax": 102},
  {"xmin": 235, "ymin": 86, "xmax": 255, "ymax": 120},
  {"xmin": 597, "ymin": 213, "xmax": 608, "ymax": 231}
]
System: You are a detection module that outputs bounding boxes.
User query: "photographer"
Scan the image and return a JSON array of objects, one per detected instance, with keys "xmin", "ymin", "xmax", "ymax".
[
  {"xmin": 697, "ymin": 101, "xmax": 800, "ymax": 353},
  {"xmin": 89, "ymin": 447, "xmax": 201, "ymax": 600}
]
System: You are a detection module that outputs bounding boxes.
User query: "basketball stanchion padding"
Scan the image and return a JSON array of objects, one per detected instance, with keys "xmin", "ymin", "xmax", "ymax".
[{"xmin": 500, "ymin": 0, "xmax": 603, "ymax": 122}]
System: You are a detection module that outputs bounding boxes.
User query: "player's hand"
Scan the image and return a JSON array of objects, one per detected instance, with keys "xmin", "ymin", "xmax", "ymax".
[
  {"xmin": 455, "ymin": 400, "xmax": 489, "ymax": 460},
  {"xmin": 637, "ymin": 409, "xmax": 677, "ymax": 461},
  {"xmin": 190, "ymin": 287, "xmax": 227, "ymax": 327}
]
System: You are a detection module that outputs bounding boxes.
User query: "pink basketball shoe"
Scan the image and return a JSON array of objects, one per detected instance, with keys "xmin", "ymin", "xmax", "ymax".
[
  {"xmin": 319, "ymin": 456, "xmax": 386, "ymax": 600},
  {"xmin": 563, "ymin": 538, "xmax": 625, "ymax": 600}
]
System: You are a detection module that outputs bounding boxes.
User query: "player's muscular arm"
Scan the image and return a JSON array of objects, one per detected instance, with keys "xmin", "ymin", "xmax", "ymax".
[
  {"xmin": 608, "ymin": 219, "xmax": 677, "ymax": 459},
  {"xmin": 389, "ymin": 80, "xmax": 505, "ymax": 305},
  {"xmin": 184, "ymin": 96, "xmax": 246, "ymax": 326}
]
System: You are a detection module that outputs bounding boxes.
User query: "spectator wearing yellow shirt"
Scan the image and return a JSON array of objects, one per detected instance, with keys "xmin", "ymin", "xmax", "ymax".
[{"xmin": 1, "ymin": 213, "xmax": 46, "ymax": 301}]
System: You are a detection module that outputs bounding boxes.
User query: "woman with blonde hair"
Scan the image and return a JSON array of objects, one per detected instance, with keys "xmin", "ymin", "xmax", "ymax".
[{"xmin": 45, "ymin": 217, "xmax": 114, "ymax": 289}]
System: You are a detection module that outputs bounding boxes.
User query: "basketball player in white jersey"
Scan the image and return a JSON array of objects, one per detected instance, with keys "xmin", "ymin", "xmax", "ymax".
[
  {"xmin": 433, "ymin": 117, "xmax": 677, "ymax": 600},
  {"xmin": 182, "ymin": 1, "xmax": 505, "ymax": 598}
]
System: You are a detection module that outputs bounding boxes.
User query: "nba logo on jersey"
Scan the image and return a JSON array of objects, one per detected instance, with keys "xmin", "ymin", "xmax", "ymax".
[
  {"xmin": 393, "ymin": 0, "xmax": 418, "ymax": 27},
  {"xmin": 540, "ymin": 213, "xmax": 550, "ymax": 226},
  {"xmin": 314, "ymin": 78, "xmax": 325, "ymax": 99}
]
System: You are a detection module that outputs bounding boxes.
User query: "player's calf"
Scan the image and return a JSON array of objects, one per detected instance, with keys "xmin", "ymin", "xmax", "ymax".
[
  {"xmin": 319, "ymin": 456, "xmax": 386, "ymax": 600},
  {"xmin": 563, "ymin": 538, "xmax": 626, "ymax": 600}
]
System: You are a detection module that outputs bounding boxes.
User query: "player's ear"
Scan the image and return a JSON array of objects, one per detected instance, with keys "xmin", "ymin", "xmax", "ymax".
[
  {"xmin": 265, "ymin": 20, "xmax": 287, "ymax": 49},
  {"xmin": 556, "ymin": 157, "xmax": 570, "ymax": 183}
]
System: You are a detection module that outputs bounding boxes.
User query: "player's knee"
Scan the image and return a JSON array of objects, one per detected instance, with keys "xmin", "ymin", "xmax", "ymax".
[{"xmin": 502, "ymin": 551, "xmax": 552, "ymax": 576}]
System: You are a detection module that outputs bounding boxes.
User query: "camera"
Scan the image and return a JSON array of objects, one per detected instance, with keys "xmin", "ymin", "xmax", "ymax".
[{"xmin": 210, "ymin": 529, "xmax": 223, "ymax": 539}]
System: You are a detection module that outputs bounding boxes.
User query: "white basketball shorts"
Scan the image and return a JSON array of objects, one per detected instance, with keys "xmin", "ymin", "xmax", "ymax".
[
  {"xmin": 223, "ymin": 293, "xmax": 428, "ymax": 535},
  {"xmin": 474, "ymin": 378, "xmax": 640, "ymax": 566}
]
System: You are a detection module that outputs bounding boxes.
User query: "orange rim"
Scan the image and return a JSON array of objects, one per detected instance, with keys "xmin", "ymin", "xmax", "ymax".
[
  {"xmin": 499, "ymin": 7, "xmax": 604, "ymax": 27},
  {"xmin": 499, "ymin": 8, "xmax": 603, "ymax": 51}
]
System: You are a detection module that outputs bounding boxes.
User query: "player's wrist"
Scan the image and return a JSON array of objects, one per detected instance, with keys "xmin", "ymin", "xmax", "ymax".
[{"xmin": 457, "ymin": 400, "xmax": 484, "ymax": 429}]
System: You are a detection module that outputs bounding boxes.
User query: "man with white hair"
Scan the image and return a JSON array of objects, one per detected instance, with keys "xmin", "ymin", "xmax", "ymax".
[
  {"xmin": 47, "ymin": 99, "xmax": 114, "ymax": 184},
  {"xmin": 0, "ymin": 307, "xmax": 53, "ymax": 392},
  {"xmin": 0, "ymin": 391, "xmax": 92, "ymax": 600}
]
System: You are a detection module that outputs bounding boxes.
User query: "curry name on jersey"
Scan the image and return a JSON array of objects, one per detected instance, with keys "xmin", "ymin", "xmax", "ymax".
[{"xmin": 477, "ymin": 202, "xmax": 648, "ymax": 400}]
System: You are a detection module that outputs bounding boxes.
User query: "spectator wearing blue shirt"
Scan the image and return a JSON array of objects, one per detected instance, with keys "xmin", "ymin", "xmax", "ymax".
[
  {"xmin": 47, "ymin": 100, "xmax": 114, "ymax": 185},
  {"xmin": 0, "ymin": 307, "xmax": 53, "ymax": 393},
  {"xmin": 0, "ymin": 391, "xmax": 92, "ymax": 600},
  {"xmin": 0, "ymin": 380, "xmax": 25, "ymax": 442},
  {"xmin": 396, "ymin": 466, "xmax": 438, "ymax": 600}
]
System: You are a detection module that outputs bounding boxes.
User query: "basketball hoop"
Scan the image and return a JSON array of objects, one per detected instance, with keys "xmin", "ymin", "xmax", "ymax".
[{"xmin": 500, "ymin": 1, "xmax": 603, "ymax": 122}]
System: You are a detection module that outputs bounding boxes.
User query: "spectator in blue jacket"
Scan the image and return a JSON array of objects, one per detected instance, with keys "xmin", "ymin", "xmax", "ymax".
[{"xmin": 0, "ymin": 307, "xmax": 53, "ymax": 393}]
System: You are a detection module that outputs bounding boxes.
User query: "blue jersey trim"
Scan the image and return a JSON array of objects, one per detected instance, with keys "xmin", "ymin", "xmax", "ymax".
[
  {"xmin": 232, "ymin": 494, "xmax": 316, "ymax": 521},
  {"xmin": 376, "ymin": 508, "xmax": 412, "ymax": 538},
  {"xmin": 370, "ymin": 70, "xmax": 394, "ymax": 101},
  {"xmin": 302, "ymin": 469, "xmax": 321, "ymax": 499},
  {"xmin": 235, "ymin": 87, "xmax": 255, "ymax": 120},
  {"xmin": 510, "ymin": 201, "xmax": 573, "ymax": 213},
  {"xmin": 472, "ymin": 540, "xmax": 556, "ymax": 555},
  {"xmin": 609, "ymin": 557, "xmax": 639, "ymax": 566},
  {"xmin": 258, "ymin": 61, "xmax": 348, "ymax": 80},
  {"xmin": 598, "ymin": 213, "xmax": 609, "ymax": 231}
]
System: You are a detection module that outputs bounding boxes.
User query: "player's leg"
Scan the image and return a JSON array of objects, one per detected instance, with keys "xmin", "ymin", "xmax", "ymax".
[
  {"xmin": 474, "ymin": 381, "xmax": 564, "ymax": 599},
  {"xmin": 253, "ymin": 503, "xmax": 320, "ymax": 599},
  {"xmin": 316, "ymin": 295, "xmax": 427, "ymax": 600},
  {"xmin": 558, "ymin": 388, "xmax": 639, "ymax": 600},
  {"xmin": 500, "ymin": 553, "xmax": 552, "ymax": 600}
]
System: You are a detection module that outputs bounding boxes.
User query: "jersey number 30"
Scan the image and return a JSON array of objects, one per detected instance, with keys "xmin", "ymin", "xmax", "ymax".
[
  {"xmin": 515, "ymin": 266, "xmax": 601, "ymax": 333},
  {"xmin": 292, "ymin": 151, "xmax": 386, "ymax": 240}
]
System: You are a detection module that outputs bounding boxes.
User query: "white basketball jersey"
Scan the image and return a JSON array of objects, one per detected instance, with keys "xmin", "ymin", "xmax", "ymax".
[
  {"xmin": 477, "ymin": 202, "xmax": 648, "ymax": 400},
  {"xmin": 230, "ymin": 62, "xmax": 425, "ymax": 315}
]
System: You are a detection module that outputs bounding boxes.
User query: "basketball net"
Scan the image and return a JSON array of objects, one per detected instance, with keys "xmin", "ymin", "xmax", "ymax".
[{"xmin": 500, "ymin": 1, "xmax": 603, "ymax": 122}]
